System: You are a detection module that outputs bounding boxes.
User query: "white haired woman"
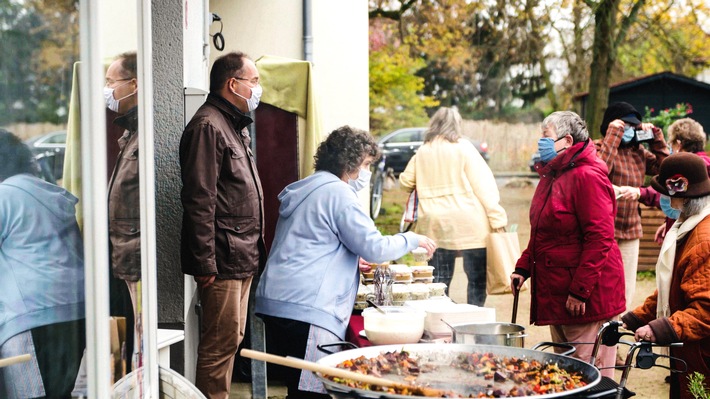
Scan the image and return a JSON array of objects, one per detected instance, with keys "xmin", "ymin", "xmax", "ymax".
[
  {"xmin": 511, "ymin": 111, "xmax": 626, "ymax": 378},
  {"xmin": 622, "ymin": 152, "xmax": 710, "ymax": 399},
  {"xmin": 399, "ymin": 107, "xmax": 507, "ymax": 306}
]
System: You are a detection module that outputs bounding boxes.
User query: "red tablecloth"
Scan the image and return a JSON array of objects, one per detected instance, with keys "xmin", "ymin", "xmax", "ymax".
[{"xmin": 345, "ymin": 315, "xmax": 371, "ymax": 347}]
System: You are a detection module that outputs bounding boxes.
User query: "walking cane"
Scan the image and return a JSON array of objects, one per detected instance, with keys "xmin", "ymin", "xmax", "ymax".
[{"xmin": 511, "ymin": 277, "xmax": 521, "ymax": 324}]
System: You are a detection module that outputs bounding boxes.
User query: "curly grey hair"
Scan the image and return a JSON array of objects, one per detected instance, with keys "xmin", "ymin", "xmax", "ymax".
[{"xmin": 541, "ymin": 111, "xmax": 589, "ymax": 143}]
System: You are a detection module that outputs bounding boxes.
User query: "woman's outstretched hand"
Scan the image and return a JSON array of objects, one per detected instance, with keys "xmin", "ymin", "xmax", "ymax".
[{"xmin": 416, "ymin": 234, "xmax": 437, "ymax": 258}]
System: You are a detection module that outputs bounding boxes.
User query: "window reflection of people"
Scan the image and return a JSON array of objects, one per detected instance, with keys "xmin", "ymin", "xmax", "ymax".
[
  {"xmin": 256, "ymin": 126, "xmax": 436, "ymax": 399},
  {"xmin": 512, "ymin": 111, "xmax": 625, "ymax": 378},
  {"xmin": 399, "ymin": 107, "xmax": 507, "ymax": 306},
  {"xmin": 104, "ymin": 51, "xmax": 142, "ymax": 368},
  {"xmin": 180, "ymin": 51, "xmax": 266, "ymax": 399},
  {"xmin": 622, "ymin": 152, "xmax": 710, "ymax": 399},
  {"xmin": 0, "ymin": 130, "xmax": 85, "ymax": 398}
]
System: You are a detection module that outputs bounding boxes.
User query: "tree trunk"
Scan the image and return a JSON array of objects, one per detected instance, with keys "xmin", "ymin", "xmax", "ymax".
[{"xmin": 584, "ymin": 0, "xmax": 619, "ymax": 139}]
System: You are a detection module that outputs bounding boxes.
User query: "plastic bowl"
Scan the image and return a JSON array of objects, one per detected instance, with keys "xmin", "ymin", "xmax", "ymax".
[{"xmin": 362, "ymin": 306, "xmax": 425, "ymax": 345}]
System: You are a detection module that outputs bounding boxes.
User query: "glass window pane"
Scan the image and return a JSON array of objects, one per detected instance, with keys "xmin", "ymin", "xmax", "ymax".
[{"xmin": 0, "ymin": 1, "xmax": 85, "ymax": 397}]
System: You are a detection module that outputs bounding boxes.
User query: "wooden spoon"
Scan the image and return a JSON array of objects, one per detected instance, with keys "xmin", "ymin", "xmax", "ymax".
[
  {"xmin": 240, "ymin": 348, "xmax": 449, "ymax": 397},
  {"xmin": 0, "ymin": 354, "xmax": 31, "ymax": 368}
]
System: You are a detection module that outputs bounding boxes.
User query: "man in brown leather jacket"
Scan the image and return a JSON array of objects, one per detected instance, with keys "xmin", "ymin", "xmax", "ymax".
[
  {"xmin": 179, "ymin": 51, "xmax": 266, "ymax": 399},
  {"xmin": 105, "ymin": 51, "xmax": 142, "ymax": 368}
]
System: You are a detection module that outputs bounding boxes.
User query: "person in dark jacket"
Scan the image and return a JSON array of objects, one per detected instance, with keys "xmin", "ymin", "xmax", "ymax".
[
  {"xmin": 511, "ymin": 111, "xmax": 626, "ymax": 378},
  {"xmin": 179, "ymin": 51, "xmax": 266, "ymax": 399},
  {"xmin": 105, "ymin": 51, "xmax": 142, "ymax": 368},
  {"xmin": 622, "ymin": 152, "xmax": 710, "ymax": 399},
  {"xmin": 617, "ymin": 118, "xmax": 710, "ymax": 244},
  {"xmin": 596, "ymin": 102, "xmax": 668, "ymax": 310}
]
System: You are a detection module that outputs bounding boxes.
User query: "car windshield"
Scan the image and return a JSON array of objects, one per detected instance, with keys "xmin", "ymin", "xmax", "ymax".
[{"xmin": 387, "ymin": 129, "xmax": 423, "ymax": 143}]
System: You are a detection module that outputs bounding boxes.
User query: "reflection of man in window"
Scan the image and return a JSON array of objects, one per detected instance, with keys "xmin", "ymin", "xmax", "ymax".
[
  {"xmin": 0, "ymin": 130, "xmax": 85, "ymax": 398},
  {"xmin": 105, "ymin": 51, "xmax": 142, "ymax": 368}
]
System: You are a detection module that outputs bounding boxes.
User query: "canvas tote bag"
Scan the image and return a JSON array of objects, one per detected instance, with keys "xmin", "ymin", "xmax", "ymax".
[{"xmin": 486, "ymin": 227, "xmax": 527, "ymax": 295}]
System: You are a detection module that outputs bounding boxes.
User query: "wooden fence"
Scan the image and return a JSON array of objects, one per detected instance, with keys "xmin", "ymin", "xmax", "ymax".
[
  {"xmin": 2, "ymin": 123, "xmax": 66, "ymax": 141},
  {"xmin": 461, "ymin": 119, "xmax": 540, "ymax": 173},
  {"xmin": 639, "ymin": 205, "xmax": 664, "ymax": 272}
]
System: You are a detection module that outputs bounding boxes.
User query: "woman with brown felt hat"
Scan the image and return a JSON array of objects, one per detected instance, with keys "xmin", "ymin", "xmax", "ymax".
[{"xmin": 622, "ymin": 152, "xmax": 710, "ymax": 399}]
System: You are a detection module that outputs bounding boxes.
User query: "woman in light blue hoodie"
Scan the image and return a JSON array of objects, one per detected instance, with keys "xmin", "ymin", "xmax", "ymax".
[
  {"xmin": 0, "ymin": 130, "xmax": 85, "ymax": 398},
  {"xmin": 255, "ymin": 126, "xmax": 436, "ymax": 398}
]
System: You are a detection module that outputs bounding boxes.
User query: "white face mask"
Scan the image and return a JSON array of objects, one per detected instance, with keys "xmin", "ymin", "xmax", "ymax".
[
  {"xmin": 232, "ymin": 80, "xmax": 263, "ymax": 112},
  {"xmin": 348, "ymin": 168, "xmax": 372, "ymax": 192},
  {"xmin": 103, "ymin": 81, "xmax": 135, "ymax": 113}
]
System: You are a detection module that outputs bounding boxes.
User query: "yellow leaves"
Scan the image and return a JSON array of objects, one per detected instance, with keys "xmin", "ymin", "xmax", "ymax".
[{"xmin": 614, "ymin": 0, "xmax": 710, "ymax": 79}]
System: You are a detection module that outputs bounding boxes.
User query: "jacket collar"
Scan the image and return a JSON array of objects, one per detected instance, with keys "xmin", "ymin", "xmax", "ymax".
[
  {"xmin": 536, "ymin": 138, "xmax": 593, "ymax": 176},
  {"xmin": 207, "ymin": 93, "xmax": 253, "ymax": 132},
  {"xmin": 113, "ymin": 106, "xmax": 138, "ymax": 132}
]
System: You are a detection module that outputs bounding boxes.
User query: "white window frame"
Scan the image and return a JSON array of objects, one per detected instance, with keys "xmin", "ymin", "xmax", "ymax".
[{"xmin": 80, "ymin": 1, "xmax": 159, "ymax": 397}]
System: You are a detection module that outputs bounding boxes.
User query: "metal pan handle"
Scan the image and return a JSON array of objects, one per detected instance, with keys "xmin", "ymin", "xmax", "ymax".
[
  {"xmin": 317, "ymin": 341, "xmax": 358, "ymax": 355},
  {"xmin": 531, "ymin": 341, "xmax": 576, "ymax": 356}
]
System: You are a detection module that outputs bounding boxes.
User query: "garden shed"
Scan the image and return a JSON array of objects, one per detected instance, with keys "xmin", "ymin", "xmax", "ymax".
[{"xmin": 574, "ymin": 71, "xmax": 710, "ymax": 134}]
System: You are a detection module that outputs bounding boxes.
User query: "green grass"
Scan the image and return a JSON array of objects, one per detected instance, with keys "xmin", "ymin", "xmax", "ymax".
[{"xmin": 637, "ymin": 270, "xmax": 656, "ymax": 281}]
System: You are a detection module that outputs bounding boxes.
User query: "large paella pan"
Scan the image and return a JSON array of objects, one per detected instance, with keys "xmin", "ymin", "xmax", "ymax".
[{"xmin": 315, "ymin": 343, "xmax": 602, "ymax": 399}]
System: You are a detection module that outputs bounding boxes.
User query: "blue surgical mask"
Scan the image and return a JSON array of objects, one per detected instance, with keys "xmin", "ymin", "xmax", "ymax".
[
  {"xmin": 622, "ymin": 126, "xmax": 635, "ymax": 143},
  {"xmin": 659, "ymin": 195, "xmax": 681, "ymax": 220},
  {"xmin": 348, "ymin": 168, "xmax": 372, "ymax": 191},
  {"xmin": 537, "ymin": 136, "xmax": 567, "ymax": 163}
]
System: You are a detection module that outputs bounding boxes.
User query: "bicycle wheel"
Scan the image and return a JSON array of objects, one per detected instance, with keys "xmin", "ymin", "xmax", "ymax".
[{"xmin": 370, "ymin": 170, "xmax": 384, "ymax": 219}]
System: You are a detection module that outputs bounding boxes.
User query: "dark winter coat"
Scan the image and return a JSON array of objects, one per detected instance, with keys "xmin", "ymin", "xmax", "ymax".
[
  {"xmin": 108, "ymin": 107, "xmax": 141, "ymax": 281},
  {"xmin": 515, "ymin": 139, "xmax": 626, "ymax": 326}
]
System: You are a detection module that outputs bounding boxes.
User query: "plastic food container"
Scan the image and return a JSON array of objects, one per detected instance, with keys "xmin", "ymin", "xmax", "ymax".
[
  {"xmin": 427, "ymin": 282, "xmax": 447, "ymax": 297},
  {"xmin": 411, "ymin": 248, "xmax": 429, "ymax": 265},
  {"xmin": 404, "ymin": 300, "xmax": 496, "ymax": 335},
  {"xmin": 356, "ymin": 284, "xmax": 371, "ymax": 302},
  {"xmin": 362, "ymin": 306, "xmax": 426, "ymax": 345},
  {"xmin": 408, "ymin": 283, "xmax": 430, "ymax": 300},
  {"xmin": 410, "ymin": 265, "xmax": 435, "ymax": 279},
  {"xmin": 389, "ymin": 264, "xmax": 412, "ymax": 282},
  {"xmin": 391, "ymin": 284, "xmax": 411, "ymax": 302}
]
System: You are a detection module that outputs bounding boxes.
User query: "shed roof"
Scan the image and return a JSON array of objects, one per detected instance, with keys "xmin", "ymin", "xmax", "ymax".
[{"xmin": 573, "ymin": 71, "xmax": 710, "ymax": 100}]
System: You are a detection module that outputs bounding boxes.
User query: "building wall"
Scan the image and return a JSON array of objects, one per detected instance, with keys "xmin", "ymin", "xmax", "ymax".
[
  {"xmin": 311, "ymin": 0, "xmax": 369, "ymax": 133},
  {"xmin": 184, "ymin": 0, "xmax": 210, "ymax": 89},
  {"xmin": 210, "ymin": 0, "xmax": 369, "ymax": 133},
  {"xmin": 210, "ymin": 0, "xmax": 303, "ymax": 61},
  {"xmin": 100, "ymin": 2, "xmax": 137, "ymax": 58},
  {"xmin": 153, "ymin": 0, "xmax": 186, "ymax": 331}
]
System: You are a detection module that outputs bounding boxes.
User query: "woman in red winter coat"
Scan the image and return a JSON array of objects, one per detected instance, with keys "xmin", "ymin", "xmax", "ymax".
[
  {"xmin": 622, "ymin": 152, "xmax": 710, "ymax": 399},
  {"xmin": 511, "ymin": 111, "xmax": 626, "ymax": 378}
]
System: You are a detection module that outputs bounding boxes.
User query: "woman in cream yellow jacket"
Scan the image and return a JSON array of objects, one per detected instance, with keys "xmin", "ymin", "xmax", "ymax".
[{"xmin": 400, "ymin": 107, "xmax": 507, "ymax": 305}]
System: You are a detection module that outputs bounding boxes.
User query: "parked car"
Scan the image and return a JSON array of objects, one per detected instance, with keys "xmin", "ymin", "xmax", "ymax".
[
  {"xmin": 377, "ymin": 127, "xmax": 489, "ymax": 174},
  {"xmin": 24, "ymin": 130, "xmax": 66, "ymax": 183}
]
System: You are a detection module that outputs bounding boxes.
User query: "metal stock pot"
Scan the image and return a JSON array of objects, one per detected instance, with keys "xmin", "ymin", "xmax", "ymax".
[
  {"xmin": 448, "ymin": 322, "xmax": 527, "ymax": 347},
  {"xmin": 315, "ymin": 343, "xmax": 601, "ymax": 399}
]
